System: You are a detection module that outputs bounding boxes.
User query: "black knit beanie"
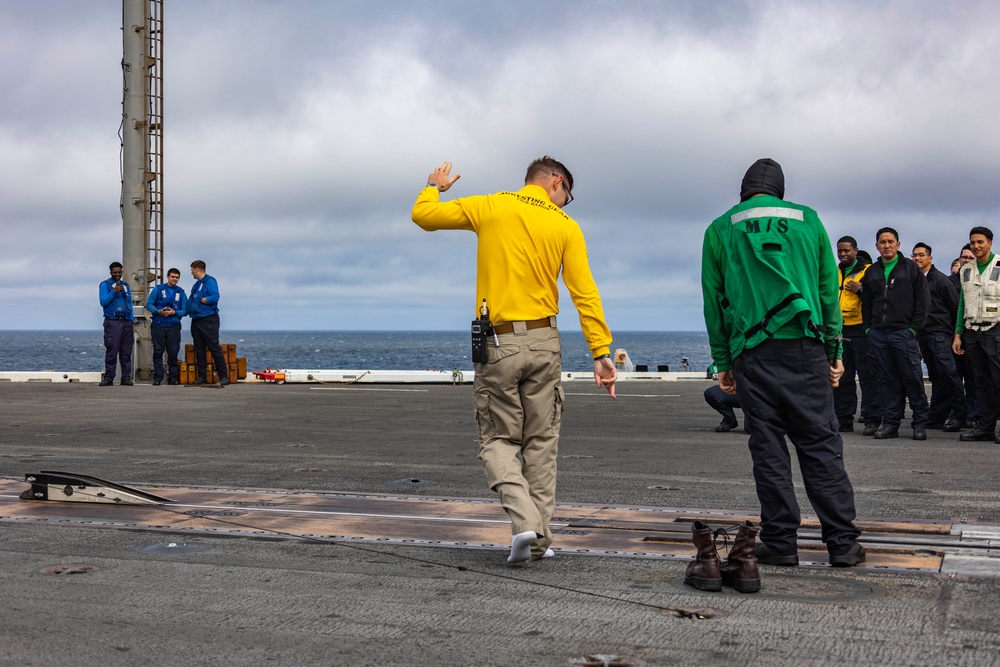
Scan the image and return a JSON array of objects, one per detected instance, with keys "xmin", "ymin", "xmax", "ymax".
[{"xmin": 740, "ymin": 158, "xmax": 785, "ymax": 201}]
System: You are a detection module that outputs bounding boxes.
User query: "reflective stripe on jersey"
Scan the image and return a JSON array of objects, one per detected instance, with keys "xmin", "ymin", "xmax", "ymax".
[{"xmin": 731, "ymin": 207, "xmax": 805, "ymax": 224}]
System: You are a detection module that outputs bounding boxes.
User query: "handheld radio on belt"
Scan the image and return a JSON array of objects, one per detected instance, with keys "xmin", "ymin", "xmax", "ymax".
[{"xmin": 471, "ymin": 299, "xmax": 491, "ymax": 364}]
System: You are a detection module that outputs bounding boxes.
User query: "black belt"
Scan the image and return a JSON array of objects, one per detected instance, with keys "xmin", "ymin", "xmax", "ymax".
[
  {"xmin": 490, "ymin": 318, "xmax": 552, "ymax": 335},
  {"xmin": 758, "ymin": 337, "xmax": 821, "ymax": 349}
]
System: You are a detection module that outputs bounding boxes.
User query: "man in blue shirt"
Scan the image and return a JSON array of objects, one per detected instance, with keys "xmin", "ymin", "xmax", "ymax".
[
  {"xmin": 188, "ymin": 260, "xmax": 230, "ymax": 386},
  {"xmin": 98, "ymin": 262, "xmax": 134, "ymax": 386},
  {"xmin": 145, "ymin": 268, "xmax": 188, "ymax": 386}
]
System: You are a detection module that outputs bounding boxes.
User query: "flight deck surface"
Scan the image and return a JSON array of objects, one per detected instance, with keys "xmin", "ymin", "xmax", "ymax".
[{"xmin": 2, "ymin": 380, "xmax": 998, "ymax": 666}]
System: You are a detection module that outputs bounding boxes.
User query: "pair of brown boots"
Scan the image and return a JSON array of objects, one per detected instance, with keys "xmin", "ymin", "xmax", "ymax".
[{"xmin": 684, "ymin": 520, "xmax": 761, "ymax": 593}]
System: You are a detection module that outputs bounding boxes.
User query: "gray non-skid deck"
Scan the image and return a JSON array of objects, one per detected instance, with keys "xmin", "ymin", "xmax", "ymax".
[{"xmin": 1, "ymin": 380, "xmax": 999, "ymax": 666}]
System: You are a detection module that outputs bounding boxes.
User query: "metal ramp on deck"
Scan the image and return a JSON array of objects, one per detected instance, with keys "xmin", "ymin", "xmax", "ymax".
[
  {"xmin": 19, "ymin": 471, "xmax": 174, "ymax": 505},
  {"xmin": 3, "ymin": 477, "xmax": 998, "ymax": 577}
]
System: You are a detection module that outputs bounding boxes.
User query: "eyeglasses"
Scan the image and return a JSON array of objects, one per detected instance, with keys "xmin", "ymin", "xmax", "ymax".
[
  {"xmin": 560, "ymin": 176, "xmax": 573, "ymax": 207},
  {"xmin": 911, "ymin": 252, "xmax": 928, "ymax": 259}
]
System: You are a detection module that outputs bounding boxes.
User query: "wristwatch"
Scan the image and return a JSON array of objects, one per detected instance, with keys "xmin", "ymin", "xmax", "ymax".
[{"xmin": 426, "ymin": 183, "xmax": 440, "ymax": 190}]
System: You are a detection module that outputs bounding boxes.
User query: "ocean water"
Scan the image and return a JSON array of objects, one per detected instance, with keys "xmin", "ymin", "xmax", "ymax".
[{"xmin": 0, "ymin": 330, "xmax": 713, "ymax": 374}]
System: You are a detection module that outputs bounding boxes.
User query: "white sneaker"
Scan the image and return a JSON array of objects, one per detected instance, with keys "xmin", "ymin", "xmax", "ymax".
[
  {"xmin": 541, "ymin": 548, "xmax": 555, "ymax": 559},
  {"xmin": 507, "ymin": 530, "xmax": 536, "ymax": 563}
]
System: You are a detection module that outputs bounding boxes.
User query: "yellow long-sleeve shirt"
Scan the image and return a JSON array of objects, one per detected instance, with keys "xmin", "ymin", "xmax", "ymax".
[
  {"xmin": 412, "ymin": 183, "xmax": 612, "ymax": 358},
  {"xmin": 839, "ymin": 261, "xmax": 869, "ymax": 328}
]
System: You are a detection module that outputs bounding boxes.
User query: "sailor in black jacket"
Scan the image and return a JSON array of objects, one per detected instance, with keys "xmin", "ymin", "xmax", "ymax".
[
  {"xmin": 911, "ymin": 243, "xmax": 965, "ymax": 431},
  {"xmin": 951, "ymin": 245, "xmax": 979, "ymax": 426},
  {"xmin": 860, "ymin": 228, "xmax": 930, "ymax": 440}
]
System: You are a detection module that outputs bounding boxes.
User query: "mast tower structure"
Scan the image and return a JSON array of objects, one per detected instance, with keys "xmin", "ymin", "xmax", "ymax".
[{"xmin": 121, "ymin": 0, "xmax": 164, "ymax": 381}]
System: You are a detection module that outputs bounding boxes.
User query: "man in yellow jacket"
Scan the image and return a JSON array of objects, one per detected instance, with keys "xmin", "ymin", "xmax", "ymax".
[
  {"xmin": 412, "ymin": 157, "xmax": 618, "ymax": 564},
  {"xmin": 834, "ymin": 236, "xmax": 879, "ymax": 435}
]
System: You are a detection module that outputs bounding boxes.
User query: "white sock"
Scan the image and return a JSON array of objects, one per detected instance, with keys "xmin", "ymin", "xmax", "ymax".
[
  {"xmin": 541, "ymin": 548, "xmax": 555, "ymax": 559},
  {"xmin": 507, "ymin": 530, "xmax": 536, "ymax": 563}
]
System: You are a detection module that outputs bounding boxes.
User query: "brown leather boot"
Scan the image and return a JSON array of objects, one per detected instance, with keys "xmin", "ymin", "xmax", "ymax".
[
  {"xmin": 684, "ymin": 521, "xmax": 722, "ymax": 591},
  {"xmin": 721, "ymin": 520, "xmax": 761, "ymax": 593}
]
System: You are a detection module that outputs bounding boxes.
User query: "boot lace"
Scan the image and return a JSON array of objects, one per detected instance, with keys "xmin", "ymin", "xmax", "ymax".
[{"xmin": 712, "ymin": 524, "xmax": 744, "ymax": 556}]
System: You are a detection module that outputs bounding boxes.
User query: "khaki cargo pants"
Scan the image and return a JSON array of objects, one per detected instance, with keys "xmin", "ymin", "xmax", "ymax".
[{"xmin": 474, "ymin": 324, "xmax": 564, "ymax": 559}]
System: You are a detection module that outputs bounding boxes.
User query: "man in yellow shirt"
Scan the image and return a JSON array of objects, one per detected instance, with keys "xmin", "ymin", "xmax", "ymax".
[
  {"xmin": 834, "ymin": 237, "xmax": 878, "ymax": 434},
  {"xmin": 412, "ymin": 157, "xmax": 618, "ymax": 564}
]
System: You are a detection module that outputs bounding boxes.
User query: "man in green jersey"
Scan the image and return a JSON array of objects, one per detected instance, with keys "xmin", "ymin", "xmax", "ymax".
[{"xmin": 702, "ymin": 158, "xmax": 864, "ymax": 568}]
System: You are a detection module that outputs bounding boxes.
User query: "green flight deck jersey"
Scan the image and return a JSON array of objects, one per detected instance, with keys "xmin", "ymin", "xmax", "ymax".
[{"xmin": 702, "ymin": 195, "xmax": 843, "ymax": 372}]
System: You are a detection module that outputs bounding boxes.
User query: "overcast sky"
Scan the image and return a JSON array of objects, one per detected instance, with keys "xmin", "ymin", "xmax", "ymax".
[{"xmin": 2, "ymin": 0, "xmax": 998, "ymax": 332}]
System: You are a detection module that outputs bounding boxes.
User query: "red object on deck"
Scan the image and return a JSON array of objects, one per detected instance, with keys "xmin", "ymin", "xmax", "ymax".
[{"xmin": 252, "ymin": 368, "xmax": 286, "ymax": 384}]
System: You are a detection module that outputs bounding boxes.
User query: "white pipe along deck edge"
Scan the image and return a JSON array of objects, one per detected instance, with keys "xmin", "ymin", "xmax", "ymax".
[
  {"xmin": 248, "ymin": 369, "xmax": 710, "ymax": 384},
  {"xmin": 0, "ymin": 370, "xmax": 711, "ymax": 384}
]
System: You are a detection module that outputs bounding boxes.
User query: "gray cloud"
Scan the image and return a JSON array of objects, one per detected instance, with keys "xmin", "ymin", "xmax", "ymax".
[{"xmin": 2, "ymin": 0, "xmax": 998, "ymax": 331}]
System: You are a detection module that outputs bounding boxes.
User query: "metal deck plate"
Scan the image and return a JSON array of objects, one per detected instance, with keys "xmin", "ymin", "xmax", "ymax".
[{"xmin": 2, "ymin": 478, "xmax": 997, "ymax": 575}]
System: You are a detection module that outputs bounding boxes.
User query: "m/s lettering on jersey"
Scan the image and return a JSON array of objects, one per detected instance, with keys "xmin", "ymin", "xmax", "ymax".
[{"xmin": 730, "ymin": 207, "xmax": 804, "ymax": 234}]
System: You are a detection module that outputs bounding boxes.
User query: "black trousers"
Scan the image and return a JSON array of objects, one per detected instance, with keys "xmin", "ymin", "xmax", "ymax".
[
  {"xmin": 963, "ymin": 327, "xmax": 1000, "ymax": 433},
  {"xmin": 103, "ymin": 318, "xmax": 133, "ymax": 382},
  {"xmin": 733, "ymin": 338, "xmax": 860, "ymax": 554},
  {"xmin": 869, "ymin": 328, "xmax": 929, "ymax": 429},
  {"xmin": 956, "ymin": 348, "xmax": 979, "ymax": 423},
  {"xmin": 703, "ymin": 385, "xmax": 748, "ymax": 432},
  {"xmin": 833, "ymin": 334, "xmax": 879, "ymax": 426},
  {"xmin": 919, "ymin": 331, "xmax": 966, "ymax": 424},
  {"xmin": 190, "ymin": 314, "xmax": 228, "ymax": 381},
  {"xmin": 151, "ymin": 323, "xmax": 181, "ymax": 383}
]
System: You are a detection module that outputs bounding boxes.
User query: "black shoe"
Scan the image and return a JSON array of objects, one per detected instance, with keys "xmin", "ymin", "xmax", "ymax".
[
  {"xmin": 755, "ymin": 543, "xmax": 798, "ymax": 566},
  {"xmin": 960, "ymin": 429, "xmax": 995, "ymax": 442},
  {"xmin": 913, "ymin": 427, "xmax": 927, "ymax": 441},
  {"xmin": 924, "ymin": 421, "xmax": 945, "ymax": 430},
  {"xmin": 167, "ymin": 380, "xmax": 180, "ymax": 386},
  {"xmin": 120, "ymin": 379, "xmax": 133, "ymax": 386},
  {"xmin": 99, "ymin": 379, "xmax": 113, "ymax": 387},
  {"xmin": 861, "ymin": 423, "xmax": 879, "ymax": 436},
  {"xmin": 193, "ymin": 378, "xmax": 207, "ymax": 385},
  {"xmin": 829, "ymin": 543, "xmax": 866, "ymax": 567},
  {"xmin": 963, "ymin": 421, "xmax": 977, "ymax": 429},
  {"xmin": 874, "ymin": 427, "xmax": 898, "ymax": 439},
  {"xmin": 838, "ymin": 423, "xmax": 854, "ymax": 433},
  {"xmin": 152, "ymin": 379, "xmax": 162, "ymax": 386},
  {"xmin": 715, "ymin": 418, "xmax": 738, "ymax": 433},
  {"xmin": 218, "ymin": 377, "xmax": 231, "ymax": 387},
  {"xmin": 942, "ymin": 419, "xmax": 963, "ymax": 433}
]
